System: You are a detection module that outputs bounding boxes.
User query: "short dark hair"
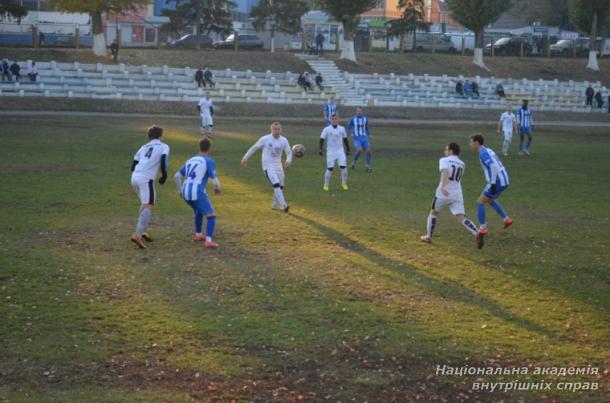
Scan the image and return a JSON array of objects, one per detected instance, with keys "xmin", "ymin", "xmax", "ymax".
[
  {"xmin": 522, "ymin": 99, "xmax": 529, "ymax": 105},
  {"xmin": 447, "ymin": 142, "xmax": 460, "ymax": 155},
  {"xmin": 147, "ymin": 125, "xmax": 163, "ymax": 139},
  {"xmin": 470, "ymin": 134, "xmax": 484, "ymax": 145},
  {"xmin": 199, "ymin": 137, "xmax": 212, "ymax": 152}
]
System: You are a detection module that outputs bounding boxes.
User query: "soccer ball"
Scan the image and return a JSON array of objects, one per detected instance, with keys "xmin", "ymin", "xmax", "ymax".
[{"xmin": 292, "ymin": 144, "xmax": 305, "ymax": 158}]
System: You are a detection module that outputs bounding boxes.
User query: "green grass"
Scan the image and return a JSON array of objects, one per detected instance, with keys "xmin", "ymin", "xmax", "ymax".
[{"xmin": 1, "ymin": 116, "xmax": 609, "ymax": 401}]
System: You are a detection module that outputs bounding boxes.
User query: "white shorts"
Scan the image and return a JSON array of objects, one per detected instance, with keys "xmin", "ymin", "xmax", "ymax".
[
  {"xmin": 503, "ymin": 130, "xmax": 513, "ymax": 141},
  {"xmin": 132, "ymin": 177, "xmax": 156, "ymax": 205},
  {"xmin": 264, "ymin": 167, "xmax": 285, "ymax": 187},
  {"xmin": 431, "ymin": 197, "xmax": 465, "ymax": 216},
  {"xmin": 326, "ymin": 151, "xmax": 347, "ymax": 169},
  {"xmin": 200, "ymin": 114, "xmax": 213, "ymax": 127}
]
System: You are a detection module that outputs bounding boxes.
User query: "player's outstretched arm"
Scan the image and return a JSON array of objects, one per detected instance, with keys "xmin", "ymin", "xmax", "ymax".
[{"xmin": 173, "ymin": 171, "xmax": 183, "ymax": 196}]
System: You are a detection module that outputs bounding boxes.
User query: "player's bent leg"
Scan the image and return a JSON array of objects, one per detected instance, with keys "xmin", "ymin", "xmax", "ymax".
[
  {"xmin": 204, "ymin": 214, "xmax": 218, "ymax": 248},
  {"xmin": 324, "ymin": 167, "xmax": 333, "ymax": 190},
  {"xmin": 421, "ymin": 209, "xmax": 438, "ymax": 243},
  {"xmin": 340, "ymin": 166, "xmax": 348, "ymax": 190},
  {"xmin": 476, "ymin": 194, "xmax": 491, "ymax": 235},
  {"xmin": 272, "ymin": 183, "xmax": 287, "ymax": 210}
]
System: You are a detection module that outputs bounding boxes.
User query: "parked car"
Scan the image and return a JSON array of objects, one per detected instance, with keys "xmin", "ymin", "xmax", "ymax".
[
  {"xmin": 411, "ymin": 33, "xmax": 457, "ymax": 53},
  {"xmin": 213, "ymin": 34, "xmax": 264, "ymax": 50},
  {"xmin": 550, "ymin": 38, "xmax": 597, "ymax": 56},
  {"xmin": 485, "ymin": 37, "xmax": 532, "ymax": 56},
  {"xmin": 167, "ymin": 34, "xmax": 213, "ymax": 49}
]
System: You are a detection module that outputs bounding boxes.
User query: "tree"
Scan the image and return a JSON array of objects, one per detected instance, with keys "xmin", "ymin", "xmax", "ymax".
[
  {"xmin": 385, "ymin": 0, "xmax": 430, "ymax": 52},
  {"xmin": 0, "ymin": 0, "xmax": 27, "ymax": 21},
  {"xmin": 250, "ymin": 0, "xmax": 309, "ymax": 53},
  {"xmin": 445, "ymin": 0, "xmax": 513, "ymax": 70},
  {"xmin": 568, "ymin": 0, "xmax": 610, "ymax": 71},
  {"xmin": 162, "ymin": 0, "xmax": 235, "ymax": 49},
  {"xmin": 317, "ymin": 0, "xmax": 377, "ymax": 62},
  {"xmin": 52, "ymin": 0, "xmax": 151, "ymax": 56}
]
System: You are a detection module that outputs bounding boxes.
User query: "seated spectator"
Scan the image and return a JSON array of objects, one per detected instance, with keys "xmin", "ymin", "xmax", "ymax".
[
  {"xmin": 203, "ymin": 68, "xmax": 215, "ymax": 88},
  {"xmin": 594, "ymin": 90, "xmax": 603, "ymax": 109},
  {"xmin": 315, "ymin": 72, "xmax": 324, "ymax": 91},
  {"xmin": 304, "ymin": 72, "xmax": 313, "ymax": 91},
  {"xmin": 471, "ymin": 81, "xmax": 480, "ymax": 97},
  {"xmin": 9, "ymin": 61, "xmax": 20, "ymax": 81},
  {"xmin": 585, "ymin": 85, "xmax": 594, "ymax": 106},
  {"xmin": 455, "ymin": 80, "xmax": 464, "ymax": 97},
  {"xmin": 495, "ymin": 83, "xmax": 506, "ymax": 98},
  {"xmin": 2, "ymin": 59, "xmax": 12, "ymax": 81},
  {"xmin": 27, "ymin": 61, "xmax": 38, "ymax": 82},
  {"xmin": 195, "ymin": 68, "xmax": 204, "ymax": 88},
  {"xmin": 464, "ymin": 80, "xmax": 473, "ymax": 97}
]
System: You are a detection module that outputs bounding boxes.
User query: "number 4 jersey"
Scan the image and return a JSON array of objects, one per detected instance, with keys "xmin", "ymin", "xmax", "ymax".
[
  {"xmin": 132, "ymin": 139, "xmax": 170, "ymax": 181},
  {"xmin": 436, "ymin": 155, "xmax": 465, "ymax": 201}
]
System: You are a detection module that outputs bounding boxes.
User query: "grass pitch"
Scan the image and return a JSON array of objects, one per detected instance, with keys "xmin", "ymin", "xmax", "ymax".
[{"xmin": 0, "ymin": 116, "xmax": 609, "ymax": 401}]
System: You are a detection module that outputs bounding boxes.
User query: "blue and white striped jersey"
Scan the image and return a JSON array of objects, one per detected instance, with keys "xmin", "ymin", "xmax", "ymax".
[
  {"xmin": 348, "ymin": 115, "xmax": 370, "ymax": 138},
  {"xmin": 178, "ymin": 155, "xmax": 217, "ymax": 201},
  {"xmin": 324, "ymin": 102, "xmax": 337, "ymax": 119},
  {"xmin": 517, "ymin": 107, "xmax": 533, "ymax": 128},
  {"xmin": 479, "ymin": 147, "xmax": 509, "ymax": 187}
]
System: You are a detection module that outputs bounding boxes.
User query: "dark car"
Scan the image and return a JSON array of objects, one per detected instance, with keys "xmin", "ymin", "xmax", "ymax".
[
  {"xmin": 485, "ymin": 37, "xmax": 532, "ymax": 56},
  {"xmin": 167, "ymin": 34, "xmax": 214, "ymax": 49},
  {"xmin": 213, "ymin": 34, "xmax": 264, "ymax": 50}
]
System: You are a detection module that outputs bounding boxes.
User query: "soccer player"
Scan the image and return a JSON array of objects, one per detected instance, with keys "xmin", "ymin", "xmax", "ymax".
[
  {"xmin": 198, "ymin": 91, "xmax": 214, "ymax": 137},
  {"xmin": 469, "ymin": 134, "xmax": 513, "ymax": 244},
  {"xmin": 319, "ymin": 114, "xmax": 350, "ymax": 191},
  {"xmin": 241, "ymin": 122, "xmax": 292, "ymax": 212},
  {"xmin": 348, "ymin": 107, "xmax": 373, "ymax": 172},
  {"xmin": 420, "ymin": 142, "xmax": 483, "ymax": 249},
  {"xmin": 323, "ymin": 96, "xmax": 337, "ymax": 127},
  {"xmin": 129, "ymin": 125, "xmax": 169, "ymax": 249},
  {"xmin": 517, "ymin": 99, "xmax": 534, "ymax": 155},
  {"xmin": 497, "ymin": 104, "xmax": 517, "ymax": 156},
  {"xmin": 174, "ymin": 137, "xmax": 221, "ymax": 249}
]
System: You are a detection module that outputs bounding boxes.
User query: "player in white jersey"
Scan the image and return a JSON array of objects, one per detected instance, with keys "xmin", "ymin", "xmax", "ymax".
[
  {"xmin": 241, "ymin": 122, "xmax": 292, "ymax": 212},
  {"xmin": 497, "ymin": 104, "xmax": 517, "ymax": 156},
  {"xmin": 319, "ymin": 114, "xmax": 350, "ymax": 191},
  {"xmin": 420, "ymin": 143, "xmax": 484, "ymax": 249},
  {"xmin": 129, "ymin": 125, "xmax": 170, "ymax": 249},
  {"xmin": 197, "ymin": 91, "xmax": 214, "ymax": 136}
]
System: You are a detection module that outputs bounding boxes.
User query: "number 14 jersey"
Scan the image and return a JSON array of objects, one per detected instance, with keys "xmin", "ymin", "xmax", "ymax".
[{"xmin": 436, "ymin": 155, "xmax": 465, "ymax": 201}]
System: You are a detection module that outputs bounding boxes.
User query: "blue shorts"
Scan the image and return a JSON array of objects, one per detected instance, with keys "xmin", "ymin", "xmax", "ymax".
[
  {"xmin": 482, "ymin": 183, "xmax": 509, "ymax": 199},
  {"xmin": 520, "ymin": 126, "xmax": 532, "ymax": 135},
  {"xmin": 353, "ymin": 137, "xmax": 370, "ymax": 150},
  {"xmin": 186, "ymin": 196, "xmax": 214, "ymax": 215}
]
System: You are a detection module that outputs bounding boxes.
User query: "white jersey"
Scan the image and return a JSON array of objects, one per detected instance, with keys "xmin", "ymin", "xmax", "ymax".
[
  {"xmin": 243, "ymin": 134, "xmax": 292, "ymax": 170},
  {"xmin": 320, "ymin": 124, "xmax": 347, "ymax": 154},
  {"xmin": 500, "ymin": 112, "xmax": 516, "ymax": 133},
  {"xmin": 131, "ymin": 139, "xmax": 170, "ymax": 181},
  {"xmin": 435, "ymin": 155, "xmax": 465, "ymax": 201},
  {"xmin": 198, "ymin": 97, "xmax": 213, "ymax": 117}
]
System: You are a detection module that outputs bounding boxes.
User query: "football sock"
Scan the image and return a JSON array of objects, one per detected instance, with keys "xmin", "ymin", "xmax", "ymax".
[
  {"xmin": 365, "ymin": 152, "xmax": 372, "ymax": 167},
  {"xmin": 526, "ymin": 138, "xmax": 532, "ymax": 149},
  {"xmin": 273, "ymin": 187, "xmax": 287, "ymax": 208},
  {"xmin": 502, "ymin": 139, "xmax": 510, "ymax": 154},
  {"xmin": 352, "ymin": 151, "xmax": 361, "ymax": 165},
  {"xmin": 135, "ymin": 208, "xmax": 151, "ymax": 237},
  {"xmin": 206, "ymin": 215, "xmax": 216, "ymax": 241},
  {"xmin": 324, "ymin": 169, "xmax": 332, "ymax": 186},
  {"xmin": 194, "ymin": 212, "xmax": 203, "ymax": 234},
  {"xmin": 477, "ymin": 203, "xmax": 487, "ymax": 227},
  {"xmin": 519, "ymin": 135, "xmax": 524, "ymax": 151},
  {"xmin": 462, "ymin": 219, "xmax": 478, "ymax": 236},
  {"xmin": 340, "ymin": 167, "xmax": 348, "ymax": 184},
  {"xmin": 426, "ymin": 214, "xmax": 437, "ymax": 238},
  {"xmin": 490, "ymin": 201, "xmax": 508, "ymax": 219}
]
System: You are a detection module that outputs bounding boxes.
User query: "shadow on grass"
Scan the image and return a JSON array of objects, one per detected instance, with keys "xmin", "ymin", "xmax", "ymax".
[{"xmin": 291, "ymin": 213, "xmax": 555, "ymax": 339}]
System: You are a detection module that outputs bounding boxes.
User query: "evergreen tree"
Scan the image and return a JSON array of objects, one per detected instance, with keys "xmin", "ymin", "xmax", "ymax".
[{"xmin": 568, "ymin": 0, "xmax": 610, "ymax": 71}]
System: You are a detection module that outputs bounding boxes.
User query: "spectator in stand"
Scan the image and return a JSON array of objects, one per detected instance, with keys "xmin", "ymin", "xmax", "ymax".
[
  {"xmin": 303, "ymin": 72, "xmax": 313, "ymax": 91},
  {"xmin": 27, "ymin": 61, "xmax": 38, "ymax": 82},
  {"xmin": 464, "ymin": 80, "xmax": 473, "ymax": 97},
  {"xmin": 585, "ymin": 84, "xmax": 594, "ymax": 106},
  {"xmin": 1, "ymin": 59, "xmax": 11, "ymax": 81},
  {"xmin": 203, "ymin": 68, "xmax": 215, "ymax": 88},
  {"xmin": 455, "ymin": 80, "xmax": 464, "ymax": 97},
  {"xmin": 297, "ymin": 73, "xmax": 306, "ymax": 90},
  {"xmin": 9, "ymin": 61, "xmax": 20, "ymax": 81},
  {"xmin": 315, "ymin": 72, "xmax": 324, "ymax": 91},
  {"xmin": 471, "ymin": 80, "xmax": 480, "ymax": 97},
  {"xmin": 39, "ymin": 31, "xmax": 45, "ymax": 47},
  {"xmin": 195, "ymin": 68, "xmax": 205, "ymax": 88},
  {"xmin": 594, "ymin": 90, "xmax": 603, "ymax": 109},
  {"xmin": 315, "ymin": 32, "xmax": 325, "ymax": 55},
  {"xmin": 110, "ymin": 39, "xmax": 119, "ymax": 63},
  {"xmin": 495, "ymin": 83, "xmax": 506, "ymax": 98}
]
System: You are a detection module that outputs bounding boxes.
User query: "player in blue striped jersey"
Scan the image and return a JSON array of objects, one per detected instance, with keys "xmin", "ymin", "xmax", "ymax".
[
  {"xmin": 517, "ymin": 99, "xmax": 534, "ymax": 155},
  {"xmin": 469, "ymin": 134, "xmax": 513, "ymax": 242},
  {"xmin": 323, "ymin": 96, "xmax": 337, "ymax": 127},
  {"xmin": 347, "ymin": 107, "xmax": 373, "ymax": 172},
  {"xmin": 174, "ymin": 138, "xmax": 221, "ymax": 249}
]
